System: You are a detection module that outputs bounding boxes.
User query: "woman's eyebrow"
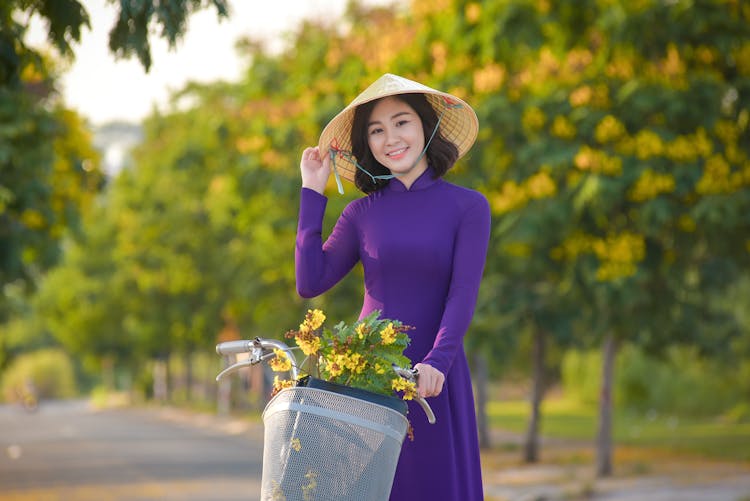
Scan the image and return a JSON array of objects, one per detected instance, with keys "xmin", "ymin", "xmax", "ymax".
[{"xmin": 368, "ymin": 111, "xmax": 413, "ymax": 127}]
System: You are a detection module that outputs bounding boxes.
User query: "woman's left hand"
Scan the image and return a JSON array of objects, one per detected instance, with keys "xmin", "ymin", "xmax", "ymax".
[{"xmin": 414, "ymin": 363, "xmax": 445, "ymax": 398}]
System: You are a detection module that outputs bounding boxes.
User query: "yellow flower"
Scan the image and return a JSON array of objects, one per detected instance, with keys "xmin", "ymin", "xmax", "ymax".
[
  {"xmin": 696, "ymin": 154, "xmax": 733, "ymax": 194},
  {"xmin": 272, "ymin": 375, "xmax": 295, "ymax": 394},
  {"xmin": 391, "ymin": 378, "xmax": 417, "ymax": 400},
  {"xmin": 465, "ymin": 2, "xmax": 481, "ymax": 24},
  {"xmin": 525, "ymin": 170, "xmax": 557, "ymax": 199},
  {"xmin": 327, "ymin": 361, "xmax": 343, "ymax": 378},
  {"xmin": 299, "ymin": 309, "xmax": 325, "ymax": 333},
  {"xmin": 569, "ymin": 85, "xmax": 592, "ymax": 107},
  {"xmin": 522, "ymin": 106, "xmax": 546, "ymax": 133},
  {"xmin": 296, "ymin": 335, "xmax": 321, "ymax": 356},
  {"xmin": 592, "ymin": 232, "xmax": 645, "ymax": 281},
  {"xmin": 355, "ymin": 323, "xmax": 367, "ymax": 340},
  {"xmin": 473, "ymin": 62, "xmax": 505, "ymax": 94},
  {"xmin": 490, "ymin": 181, "xmax": 528, "ymax": 214},
  {"xmin": 302, "ymin": 470, "xmax": 318, "ymax": 501},
  {"xmin": 628, "ymin": 169, "xmax": 675, "ymax": 202},
  {"xmin": 20, "ymin": 209, "xmax": 46, "ymax": 229},
  {"xmin": 550, "ymin": 232, "xmax": 593, "ymax": 261},
  {"xmin": 350, "ymin": 353, "xmax": 367, "ymax": 374},
  {"xmin": 295, "ymin": 327, "xmax": 322, "ymax": 356},
  {"xmin": 633, "ymin": 130, "xmax": 664, "ymax": 160},
  {"xmin": 574, "ymin": 146, "xmax": 622, "ymax": 176},
  {"xmin": 308, "ymin": 309, "xmax": 325, "ymax": 329},
  {"xmin": 269, "ymin": 480, "xmax": 286, "ymax": 501},
  {"xmin": 551, "ymin": 115, "xmax": 576, "ymax": 140},
  {"xmin": 380, "ymin": 323, "xmax": 397, "ymax": 345},
  {"xmin": 269, "ymin": 349, "xmax": 292, "ymax": 372},
  {"xmin": 290, "ymin": 438, "xmax": 302, "ymax": 452},
  {"xmin": 595, "ymin": 115, "xmax": 626, "ymax": 144}
]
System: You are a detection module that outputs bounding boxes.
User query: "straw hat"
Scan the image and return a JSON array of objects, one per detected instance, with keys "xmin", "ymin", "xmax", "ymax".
[{"xmin": 318, "ymin": 73, "xmax": 479, "ymax": 184}]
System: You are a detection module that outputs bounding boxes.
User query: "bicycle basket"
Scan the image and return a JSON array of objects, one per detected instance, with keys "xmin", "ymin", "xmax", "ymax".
[{"xmin": 260, "ymin": 380, "xmax": 409, "ymax": 501}]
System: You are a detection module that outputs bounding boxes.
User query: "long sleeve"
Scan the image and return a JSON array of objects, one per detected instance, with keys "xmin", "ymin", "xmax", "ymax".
[
  {"xmin": 295, "ymin": 188, "xmax": 360, "ymax": 298},
  {"xmin": 421, "ymin": 194, "xmax": 491, "ymax": 375}
]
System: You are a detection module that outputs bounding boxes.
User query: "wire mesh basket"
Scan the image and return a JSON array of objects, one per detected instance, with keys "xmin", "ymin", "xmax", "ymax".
[{"xmin": 260, "ymin": 379, "xmax": 409, "ymax": 501}]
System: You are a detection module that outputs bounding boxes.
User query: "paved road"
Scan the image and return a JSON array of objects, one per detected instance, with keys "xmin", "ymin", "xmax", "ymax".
[
  {"xmin": 0, "ymin": 400, "xmax": 264, "ymax": 501},
  {"xmin": 3, "ymin": 400, "xmax": 750, "ymax": 501}
]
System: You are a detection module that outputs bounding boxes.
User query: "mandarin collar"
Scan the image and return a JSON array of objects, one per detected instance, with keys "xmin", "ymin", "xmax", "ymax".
[{"xmin": 386, "ymin": 167, "xmax": 440, "ymax": 193}]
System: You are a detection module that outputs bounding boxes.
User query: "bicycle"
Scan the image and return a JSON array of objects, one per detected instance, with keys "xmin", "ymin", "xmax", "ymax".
[{"xmin": 216, "ymin": 337, "xmax": 435, "ymax": 501}]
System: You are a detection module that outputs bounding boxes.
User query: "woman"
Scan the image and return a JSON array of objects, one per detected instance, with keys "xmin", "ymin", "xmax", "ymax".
[{"xmin": 296, "ymin": 73, "xmax": 489, "ymax": 500}]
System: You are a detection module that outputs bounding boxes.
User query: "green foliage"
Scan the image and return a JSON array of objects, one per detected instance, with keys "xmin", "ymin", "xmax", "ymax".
[
  {"xmin": 561, "ymin": 344, "xmax": 744, "ymax": 416},
  {"xmin": 1, "ymin": 348, "xmax": 77, "ymax": 402},
  {"xmin": 1, "ymin": 0, "xmax": 229, "ymax": 323},
  {"xmin": 108, "ymin": 0, "xmax": 229, "ymax": 71},
  {"xmin": 3, "ymin": 0, "xmax": 227, "ymax": 80},
  {"xmin": 487, "ymin": 396, "xmax": 750, "ymax": 462},
  {"xmin": 35, "ymin": 0, "xmax": 91, "ymax": 57},
  {"xmin": 561, "ymin": 348, "xmax": 602, "ymax": 406},
  {"xmin": 0, "ymin": 86, "xmax": 103, "ymax": 324}
]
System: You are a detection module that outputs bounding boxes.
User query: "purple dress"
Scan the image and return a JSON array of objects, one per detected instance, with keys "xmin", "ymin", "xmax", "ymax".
[{"xmin": 295, "ymin": 167, "xmax": 490, "ymax": 500}]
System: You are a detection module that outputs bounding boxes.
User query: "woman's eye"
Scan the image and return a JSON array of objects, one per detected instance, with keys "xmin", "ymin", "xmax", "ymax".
[
  {"xmin": 369, "ymin": 127, "xmax": 383, "ymax": 135},
  {"xmin": 396, "ymin": 120, "xmax": 409, "ymax": 127}
]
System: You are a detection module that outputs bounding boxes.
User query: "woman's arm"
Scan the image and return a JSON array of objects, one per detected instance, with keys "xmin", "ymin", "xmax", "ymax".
[
  {"xmin": 295, "ymin": 188, "xmax": 360, "ymax": 298},
  {"xmin": 421, "ymin": 193, "xmax": 491, "ymax": 379}
]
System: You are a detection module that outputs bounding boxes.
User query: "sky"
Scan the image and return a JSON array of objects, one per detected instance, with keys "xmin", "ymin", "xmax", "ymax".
[{"xmin": 27, "ymin": 0, "xmax": 390, "ymax": 126}]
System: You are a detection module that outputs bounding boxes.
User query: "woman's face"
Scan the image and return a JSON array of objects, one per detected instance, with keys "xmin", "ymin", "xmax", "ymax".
[{"xmin": 366, "ymin": 96, "xmax": 428, "ymax": 181}]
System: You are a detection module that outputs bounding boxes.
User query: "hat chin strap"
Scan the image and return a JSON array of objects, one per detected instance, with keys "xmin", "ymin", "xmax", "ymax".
[{"xmin": 330, "ymin": 110, "xmax": 445, "ymax": 194}]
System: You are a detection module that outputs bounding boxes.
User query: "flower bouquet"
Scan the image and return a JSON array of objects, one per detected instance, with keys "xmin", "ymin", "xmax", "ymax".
[{"xmin": 269, "ymin": 309, "xmax": 418, "ymax": 404}]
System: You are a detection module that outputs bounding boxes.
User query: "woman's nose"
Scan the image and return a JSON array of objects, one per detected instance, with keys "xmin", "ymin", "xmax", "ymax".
[{"xmin": 384, "ymin": 127, "xmax": 399, "ymax": 145}]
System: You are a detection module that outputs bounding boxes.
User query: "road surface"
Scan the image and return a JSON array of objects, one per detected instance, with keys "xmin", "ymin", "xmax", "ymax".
[{"xmin": 0, "ymin": 400, "xmax": 263, "ymax": 501}]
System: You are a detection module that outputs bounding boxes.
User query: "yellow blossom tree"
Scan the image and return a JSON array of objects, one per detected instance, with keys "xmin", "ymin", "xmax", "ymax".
[{"xmin": 445, "ymin": 0, "xmax": 750, "ymax": 475}]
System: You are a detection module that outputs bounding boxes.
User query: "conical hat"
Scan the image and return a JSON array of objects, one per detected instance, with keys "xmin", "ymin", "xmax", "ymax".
[{"xmin": 318, "ymin": 73, "xmax": 479, "ymax": 183}]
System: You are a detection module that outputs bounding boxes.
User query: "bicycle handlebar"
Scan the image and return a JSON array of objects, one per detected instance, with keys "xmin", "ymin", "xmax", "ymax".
[
  {"xmin": 215, "ymin": 340, "xmax": 254, "ymax": 356},
  {"xmin": 215, "ymin": 337, "xmax": 436, "ymax": 424},
  {"xmin": 216, "ymin": 338, "xmax": 299, "ymax": 380}
]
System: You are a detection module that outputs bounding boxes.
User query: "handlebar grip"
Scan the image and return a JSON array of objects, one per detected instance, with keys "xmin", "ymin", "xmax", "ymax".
[
  {"xmin": 416, "ymin": 397, "xmax": 436, "ymax": 424},
  {"xmin": 216, "ymin": 340, "xmax": 253, "ymax": 355}
]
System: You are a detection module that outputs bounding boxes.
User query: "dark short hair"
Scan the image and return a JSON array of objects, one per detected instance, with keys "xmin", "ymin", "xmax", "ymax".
[{"xmin": 350, "ymin": 93, "xmax": 459, "ymax": 194}]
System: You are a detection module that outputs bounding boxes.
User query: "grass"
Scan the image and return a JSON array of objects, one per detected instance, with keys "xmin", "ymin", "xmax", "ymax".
[{"xmin": 487, "ymin": 397, "xmax": 750, "ymax": 462}]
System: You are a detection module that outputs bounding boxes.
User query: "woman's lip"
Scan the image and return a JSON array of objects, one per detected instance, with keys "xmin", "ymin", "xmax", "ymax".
[{"xmin": 387, "ymin": 147, "xmax": 408, "ymax": 159}]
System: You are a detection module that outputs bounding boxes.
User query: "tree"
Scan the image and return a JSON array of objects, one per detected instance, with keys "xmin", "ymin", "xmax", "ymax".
[
  {"xmin": 0, "ymin": 70, "xmax": 104, "ymax": 326},
  {"xmin": 0, "ymin": 0, "xmax": 228, "ymax": 365},
  {"xmin": 456, "ymin": 0, "xmax": 750, "ymax": 475}
]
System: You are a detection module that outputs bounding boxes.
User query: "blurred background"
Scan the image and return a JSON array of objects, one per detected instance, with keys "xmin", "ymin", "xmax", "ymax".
[{"xmin": 1, "ymin": 0, "xmax": 749, "ymax": 492}]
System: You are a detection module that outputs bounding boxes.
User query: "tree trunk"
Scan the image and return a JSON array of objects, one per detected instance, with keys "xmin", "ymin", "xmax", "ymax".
[
  {"xmin": 102, "ymin": 356, "xmax": 115, "ymax": 391},
  {"xmin": 596, "ymin": 332, "xmax": 617, "ymax": 477},
  {"xmin": 165, "ymin": 355, "xmax": 172, "ymax": 402},
  {"xmin": 153, "ymin": 358, "xmax": 168, "ymax": 403},
  {"xmin": 524, "ymin": 327, "xmax": 545, "ymax": 463},
  {"xmin": 185, "ymin": 351, "xmax": 193, "ymax": 401},
  {"xmin": 473, "ymin": 351, "xmax": 490, "ymax": 449}
]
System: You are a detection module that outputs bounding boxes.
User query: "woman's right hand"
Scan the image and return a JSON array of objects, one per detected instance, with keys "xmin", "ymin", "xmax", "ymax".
[{"xmin": 300, "ymin": 146, "xmax": 331, "ymax": 195}]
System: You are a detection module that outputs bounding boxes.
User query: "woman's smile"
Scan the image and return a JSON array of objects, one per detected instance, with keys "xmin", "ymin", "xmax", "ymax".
[{"xmin": 387, "ymin": 146, "xmax": 409, "ymax": 159}]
